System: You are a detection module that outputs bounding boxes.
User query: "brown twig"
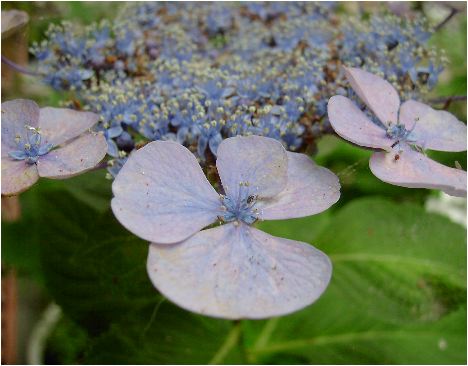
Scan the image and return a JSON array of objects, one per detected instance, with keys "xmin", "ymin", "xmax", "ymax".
[
  {"xmin": 434, "ymin": 6, "xmax": 459, "ymax": 32},
  {"xmin": 1, "ymin": 269, "xmax": 18, "ymax": 364},
  {"xmin": 429, "ymin": 95, "xmax": 466, "ymax": 110}
]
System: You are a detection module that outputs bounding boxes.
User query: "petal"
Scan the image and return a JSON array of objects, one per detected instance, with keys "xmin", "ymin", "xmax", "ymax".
[
  {"xmin": 197, "ymin": 135, "xmax": 208, "ymax": 159},
  {"xmin": 147, "ymin": 223, "xmax": 332, "ymax": 319},
  {"xmin": 208, "ymin": 133, "xmax": 222, "ymax": 156},
  {"xmin": 328, "ymin": 95, "xmax": 392, "ymax": 150},
  {"xmin": 259, "ymin": 152, "xmax": 340, "ymax": 220},
  {"xmin": 216, "ymin": 135, "xmax": 288, "ymax": 200},
  {"xmin": 344, "ymin": 67, "xmax": 400, "ymax": 126},
  {"xmin": 369, "ymin": 144, "xmax": 466, "ymax": 196},
  {"xmin": 37, "ymin": 132, "xmax": 107, "ymax": 179},
  {"xmin": 1, "ymin": 99, "xmax": 40, "ymax": 155},
  {"xmin": 107, "ymin": 125, "xmax": 123, "ymax": 139},
  {"xmin": 1, "ymin": 158, "xmax": 39, "ymax": 196},
  {"xmin": 2, "ymin": 10, "xmax": 29, "ymax": 38},
  {"xmin": 8, "ymin": 150, "xmax": 27, "ymax": 160},
  {"xmin": 399, "ymin": 100, "xmax": 467, "ymax": 152},
  {"xmin": 440, "ymin": 185, "xmax": 467, "ymax": 198},
  {"xmin": 38, "ymin": 107, "xmax": 100, "ymax": 146},
  {"xmin": 111, "ymin": 141, "xmax": 222, "ymax": 244},
  {"xmin": 107, "ymin": 139, "xmax": 120, "ymax": 157}
]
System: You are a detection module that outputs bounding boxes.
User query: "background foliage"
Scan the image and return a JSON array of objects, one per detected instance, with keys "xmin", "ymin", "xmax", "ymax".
[{"xmin": 2, "ymin": 1, "xmax": 467, "ymax": 364}]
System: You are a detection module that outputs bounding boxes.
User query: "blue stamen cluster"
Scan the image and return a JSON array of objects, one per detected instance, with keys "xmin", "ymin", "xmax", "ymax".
[
  {"xmin": 8, "ymin": 127, "xmax": 54, "ymax": 164},
  {"xmin": 30, "ymin": 2, "xmax": 444, "ymax": 177},
  {"xmin": 220, "ymin": 182, "xmax": 259, "ymax": 225}
]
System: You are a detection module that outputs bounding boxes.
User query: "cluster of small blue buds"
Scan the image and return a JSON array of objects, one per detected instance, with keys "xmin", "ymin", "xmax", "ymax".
[
  {"xmin": 8, "ymin": 127, "xmax": 54, "ymax": 164},
  {"xmin": 30, "ymin": 2, "xmax": 445, "ymax": 177}
]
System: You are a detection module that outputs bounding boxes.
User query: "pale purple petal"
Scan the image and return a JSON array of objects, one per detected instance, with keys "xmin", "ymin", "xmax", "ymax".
[
  {"xmin": 147, "ymin": 223, "xmax": 332, "ymax": 319},
  {"xmin": 259, "ymin": 152, "xmax": 340, "ymax": 220},
  {"xmin": 216, "ymin": 135, "xmax": 288, "ymax": 200},
  {"xmin": 37, "ymin": 132, "xmax": 107, "ymax": 179},
  {"xmin": 38, "ymin": 107, "xmax": 100, "ymax": 146},
  {"xmin": 2, "ymin": 10, "xmax": 29, "ymax": 38},
  {"xmin": 328, "ymin": 95, "xmax": 393, "ymax": 150},
  {"xmin": 111, "ymin": 141, "xmax": 222, "ymax": 244},
  {"xmin": 1, "ymin": 99, "xmax": 40, "ymax": 156},
  {"xmin": 399, "ymin": 100, "xmax": 467, "ymax": 152},
  {"xmin": 1, "ymin": 158, "xmax": 39, "ymax": 196},
  {"xmin": 344, "ymin": 67, "xmax": 400, "ymax": 126},
  {"xmin": 369, "ymin": 144, "xmax": 466, "ymax": 197},
  {"xmin": 440, "ymin": 185, "xmax": 467, "ymax": 198}
]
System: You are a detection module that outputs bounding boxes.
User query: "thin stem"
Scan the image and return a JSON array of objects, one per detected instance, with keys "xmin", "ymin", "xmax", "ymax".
[
  {"xmin": 208, "ymin": 320, "xmax": 243, "ymax": 364},
  {"xmin": 142, "ymin": 297, "xmax": 165, "ymax": 336},
  {"xmin": 235, "ymin": 320, "xmax": 248, "ymax": 364},
  {"xmin": 429, "ymin": 95, "xmax": 466, "ymax": 110},
  {"xmin": 434, "ymin": 6, "xmax": 458, "ymax": 32},
  {"xmin": 1, "ymin": 54, "xmax": 40, "ymax": 76}
]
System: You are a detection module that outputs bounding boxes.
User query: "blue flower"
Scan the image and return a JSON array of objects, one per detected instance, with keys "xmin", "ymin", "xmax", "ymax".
[
  {"xmin": 111, "ymin": 136, "xmax": 340, "ymax": 319},
  {"xmin": 2, "ymin": 99, "xmax": 107, "ymax": 195},
  {"xmin": 328, "ymin": 67, "xmax": 467, "ymax": 197}
]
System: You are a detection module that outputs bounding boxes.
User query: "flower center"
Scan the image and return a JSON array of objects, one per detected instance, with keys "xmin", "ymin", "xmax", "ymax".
[
  {"xmin": 8, "ymin": 126, "xmax": 54, "ymax": 164},
  {"xmin": 385, "ymin": 122, "xmax": 415, "ymax": 143},
  {"xmin": 220, "ymin": 181, "xmax": 259, "ymax": 225}
]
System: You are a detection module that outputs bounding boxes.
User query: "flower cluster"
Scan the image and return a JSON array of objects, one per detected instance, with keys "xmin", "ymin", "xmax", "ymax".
[{"xmin": 30, "ymin": 2, "xmax": 444, "ymax": 177}]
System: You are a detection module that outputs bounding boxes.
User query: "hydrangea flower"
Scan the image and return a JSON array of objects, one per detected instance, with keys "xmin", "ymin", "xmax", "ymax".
[
  {"xmin": 328, "ymin": 67, "xmax": 467, "ymax": 197},
  {"xmin": 111, "ymin": 135, "xmax": 340, "ymax": 319},
  {"xmin": 2, "ymin": 99, "xmax": 107, "ymax": 195},
  {"xmin": 31, "ymin": 3, "xmax": 444, "ymax": 165}
]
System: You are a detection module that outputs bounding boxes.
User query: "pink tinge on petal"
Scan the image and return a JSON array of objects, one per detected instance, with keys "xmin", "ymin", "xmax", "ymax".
[
  {"xmin": 112, "ymin": 141, "xmax": 222, "ymax": 244},
  {"xmin": 399, "ymin": 100, "xmax": 467, "ymax": 152},
  {"xmin": 328, "ymin": 95, "xmax": 393, "ymax": 151},
  {"xmin": 38, "ymin": 107, "xmax": 100, "ymax": 146},
  {"xmin": 369, "ymin": 144, "xmax": 467, "ymax": 197},
  {"xmin": 1, "ymin": 158, "xmax": 39, "ymax": 196},
  {"xmin": 259, "ymin": 152, "xmax": 340, "ymax": 220},
  {"xmin": 37, "ymin": 132, "xmax": 107, "ymax": 179},
  {"xmin": 147, "ymin": 223, "xmax": 332, "ymax": 319},
  {"xmin": 343, "ymin": 67, "xmax": 400, "ymax": 126},
  {"xmin": 216, "ymin": 135, "xmax": 288, "ymax": 200},
  {"xmin": 1, "ymin": 99, "xmax": 40, "ymax": 155}
]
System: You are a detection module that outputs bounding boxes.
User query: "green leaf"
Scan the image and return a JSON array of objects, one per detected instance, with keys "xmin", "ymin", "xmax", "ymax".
[
  {"xmin": 314, "ymin": 136, "xmax": 430, "ymax": 206},
  {"xmin": 245, "ymin": 197, "xmax": 466, "ymax": 364},
  {"xmin": 2, "ymin": 170, "xmax": 110, "ymax": 281},
  {"xmin": 85, "ymin": 302, "xmax": 244, "ymax": 364},
  {"xmin": 2, "ymin": 188, "xmax": 43, "ymax": 279},
  {"xmin": 255, "ymin": 211, "xmax": 331, "ymax": 244},
  {"xmin": 45, "ymin": 316, "xmax": 89, "ymax": 364},
  {"xmin": 38, "ymin": 189, "xmax": 157, "ymax": 334},
  {"xmin": 61, "ymin": 170, "xmax": 112, "ymax": 213},
  {"xmin": 38, "ymin": 188, "xmax": 466, "ymax": 364},
  {"xmin": 36, "ymin": 188, "xmax": 245, "ymax": 363}
]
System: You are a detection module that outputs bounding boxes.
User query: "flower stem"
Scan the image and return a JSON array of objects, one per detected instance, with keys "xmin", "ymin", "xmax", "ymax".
[
  {"xmin": 434, "ymin": 6, "xmax": 459, "ymax": 32},
  {"xmin": 1, "ymin": 55, "xmax": 40, "ymax": 76},
  {"xmin": 429, "ymin": 95, "xmax": 466, "ymax": 110}
]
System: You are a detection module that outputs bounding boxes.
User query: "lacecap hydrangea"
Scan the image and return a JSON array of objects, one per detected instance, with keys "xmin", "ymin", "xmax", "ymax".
[{"xmin": 30, "ymin": 2, "xmax": 445, "ymax": 178}]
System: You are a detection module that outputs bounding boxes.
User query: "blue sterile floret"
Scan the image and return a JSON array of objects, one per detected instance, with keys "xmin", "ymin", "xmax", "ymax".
[{"xmin": 31, "ymin": 2, "xmax": 444, "ymax": 169}]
